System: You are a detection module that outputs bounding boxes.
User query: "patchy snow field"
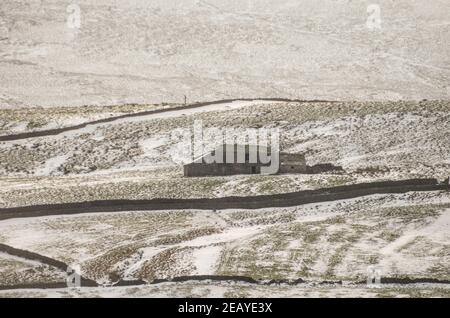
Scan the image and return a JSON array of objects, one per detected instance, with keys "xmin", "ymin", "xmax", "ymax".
[
  {"xmin": 0, "ymin": 100, "xmax": 449, "ymax": 297},
  {"xmin": 0, "ymin": 252, "xmax": 66, "ymax": 287},
  {"xmin": 0, "ymin": 0, "xmax": 449, "ymax": 108},
  {"xmin": 1, "ymin": 282, "xmax": 449, "ymax": 298},
  {"xmin": 0, "ymin": 103, "xmax": 181, "ymax": 136},
  {"xmin": 1, "ymin": 0, "xmax": 449, "ymax": 298},
  {"xmin": 0, "ymin": 100, "xmax": 449, "ymax": 208},
  {"xmin": 0, "ymin": 191, "xmax": 449, "ymax": 288}
]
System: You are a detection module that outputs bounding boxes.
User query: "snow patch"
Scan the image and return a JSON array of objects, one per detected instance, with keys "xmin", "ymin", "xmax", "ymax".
[
  {"xmin": 35, "ymin": 154, "xmax": 69, "ymax": 176},
  {"xmin": 192, "ymin": 245, "xmax": 222, "ymax": 275}
]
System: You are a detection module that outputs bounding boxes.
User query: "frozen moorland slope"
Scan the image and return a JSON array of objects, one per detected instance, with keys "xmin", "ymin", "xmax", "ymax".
[{"xmin": 0, "ymin": 0, "xmax": 449, "ymax": 108}]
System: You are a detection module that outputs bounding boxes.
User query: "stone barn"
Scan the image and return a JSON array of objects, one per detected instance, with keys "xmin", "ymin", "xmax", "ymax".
[
  {"xmin": 183, "ymin": 144, "xmax": 306, "ymax": 177},
  {"xmin": 279, "ymin": 153, "xmax": 307, "ymax": 173}
]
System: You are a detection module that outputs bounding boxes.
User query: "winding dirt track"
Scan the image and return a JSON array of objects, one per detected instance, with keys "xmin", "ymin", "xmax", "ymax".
[
  {"xmin": 0, "ymin": 98, "xmax": 336, "ymax": 142},
  {"xmin": 0, "ymin": 178, "xmax": 447, "ymax": 221}
]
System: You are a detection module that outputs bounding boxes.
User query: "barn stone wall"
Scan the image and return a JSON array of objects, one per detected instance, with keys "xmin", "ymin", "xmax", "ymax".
[
  {"xmin": 279, "ymin": 153, "xmax": 307, "ymax": 173},
  {"xmin": 184, "ymin": 149, "xmax": 308, "ymax": 177},
  {"xmin": 184, "ymin": 163, "xmax": 266, "ymax": 177}
]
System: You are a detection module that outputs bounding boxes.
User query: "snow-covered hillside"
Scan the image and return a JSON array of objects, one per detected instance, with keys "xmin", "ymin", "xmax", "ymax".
[
  {"xmin": 0, "ymin": 100, "xmax": 449, "ymax": 208},
  {"xmin": 0, "ymin": 191, "xmax": 449, "ymax": 288},
  {"xmin": 0, "ymin": 0, "xmax": 449, "ymax": 108}
]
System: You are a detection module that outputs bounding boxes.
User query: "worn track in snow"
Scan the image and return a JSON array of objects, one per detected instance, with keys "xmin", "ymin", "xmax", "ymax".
[
  {"xmin": 0, "ymin": 178, "xmax": 447, "ymax": 221},
  {"xmin": 0, "ymin": 98, "xmax": 336, "ymax": 142}
]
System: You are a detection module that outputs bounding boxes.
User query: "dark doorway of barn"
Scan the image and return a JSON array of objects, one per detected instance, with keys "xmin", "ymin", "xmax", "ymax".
[{"xmin": 251, "ymin": 166, "xmax": 257, "ymax": 174}]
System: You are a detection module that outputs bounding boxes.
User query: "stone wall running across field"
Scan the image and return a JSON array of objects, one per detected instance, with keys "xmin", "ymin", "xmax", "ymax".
[{"xmin": 0, "ymin": 178, "xmax": 447, "ymax": 220}]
